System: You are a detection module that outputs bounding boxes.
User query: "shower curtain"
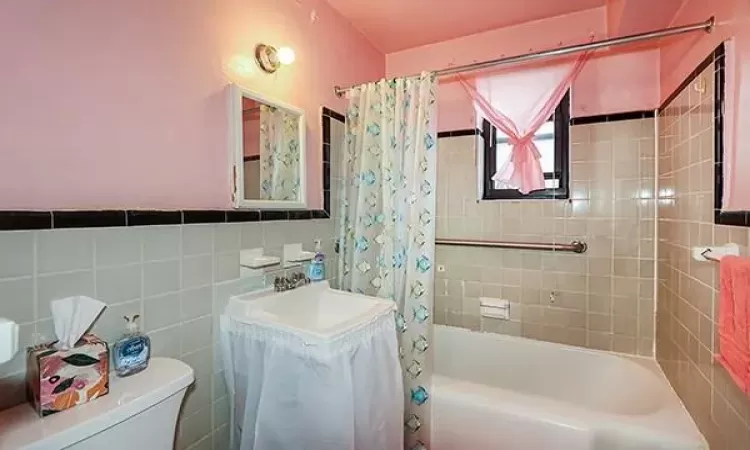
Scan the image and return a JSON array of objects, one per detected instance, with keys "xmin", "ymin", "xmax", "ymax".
[
  {"xmin": 338, "ymin": 72, "xmax": 437, "ymax": 450},
  {"xmin": 259, "ymin": 105, "xmax": 300, "ymax": 200}
]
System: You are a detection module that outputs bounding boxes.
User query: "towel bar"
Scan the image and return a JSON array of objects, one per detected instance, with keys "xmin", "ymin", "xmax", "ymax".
[{"xmin": 435, "ymin": 238, "xmax": 587, "ymax": 254}]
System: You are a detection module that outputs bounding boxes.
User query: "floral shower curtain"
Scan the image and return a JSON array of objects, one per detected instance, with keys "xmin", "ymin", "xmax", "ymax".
[
  {"xmin": 338, "ymin": 73, "xmax": 437, "ymax": 450},
  {"xmin": 259, "ymin": 105, "xmax": 300, "ymax": 200}
]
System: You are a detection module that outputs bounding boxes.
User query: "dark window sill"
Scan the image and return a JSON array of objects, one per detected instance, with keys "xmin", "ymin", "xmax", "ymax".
[{"xmin": 483, "ymin": 188, "xmax": 569, "ymax": 200}]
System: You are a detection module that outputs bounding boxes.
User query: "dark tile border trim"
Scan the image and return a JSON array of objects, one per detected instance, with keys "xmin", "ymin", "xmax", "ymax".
[
  {"xmin": 437, "ymin": 129, "xmax": 481, "ymax": 138},
  {"xmin": 260, "ymin": 210, "xmax": 289, "ymax": 221},
  {"xmin": 569, "ymin": 110, "xmax": 656, "ymax": 126},
  {"xmin": 127, "ymin": 211, "xmax": 182, "ymax": 227},
  {"xmin": 322, "ymin": 107, "xmax": 345, "ymax": 123},
  {"xmin": 226, "ymin": 210, "xmax": 260, "ymax": 222},
  {"xmin": 183, "ymin": 210, "xmax": 227, "ymax": 224},
  {"xmin": 289, "ymin": 210, "xmax": 312, "ymax": 220},
  {"xmin": 0, "ymin": 209, "xmax": 330, "ymax": 230},
  {"xmin": 0, "ymin": 211, "xmax": 52, "ymax": 230},
  {"xmin": 715, "ymin": 210, "xmax": 749, "ymax": 227},
  {"xmin": 55, "ymin": 211, "xmax": 127, "ymax": 229}
]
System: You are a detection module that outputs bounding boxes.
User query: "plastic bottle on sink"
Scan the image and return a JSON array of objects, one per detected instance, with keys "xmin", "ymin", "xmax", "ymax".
[{"xmin": 307, "ymin": 239, "xmax": 326, "ymax": 282}]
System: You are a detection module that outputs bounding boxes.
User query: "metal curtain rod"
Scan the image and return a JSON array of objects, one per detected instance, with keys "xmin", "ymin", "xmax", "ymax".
[
  {"xmin": 334, "ymin": 17, "xmax": 714, "ymax": 97},
  {"xmin": 435, "ymin": 238, "xmax": 587, "ymax": 254}
]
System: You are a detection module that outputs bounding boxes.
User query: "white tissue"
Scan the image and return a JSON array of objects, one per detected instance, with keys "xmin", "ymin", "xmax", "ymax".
[
  {"xmin": 50, "ymin": 296, "xmax": 106, "ymax": 350},
  {"xmin": 0, "ymin": 317, "xmax": 19, "ymax": 364}
]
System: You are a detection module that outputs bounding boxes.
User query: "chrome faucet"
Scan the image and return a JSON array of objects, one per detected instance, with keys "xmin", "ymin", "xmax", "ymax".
[{"xmin": 273, "ymin": 272, "xmax": 311, "ymax": 292}]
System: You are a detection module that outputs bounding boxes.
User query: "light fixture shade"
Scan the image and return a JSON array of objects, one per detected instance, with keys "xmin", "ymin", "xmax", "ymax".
[
  {"xmin": 255, "ymin": 44, "xmax": 295, "ymax": 73},
  {"xmin": 255, "ymin": 44, "xmax": 279, "ymax": 73}
]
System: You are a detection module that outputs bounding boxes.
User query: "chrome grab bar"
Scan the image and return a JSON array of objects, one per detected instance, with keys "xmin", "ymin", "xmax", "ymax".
[{"xmin": 435, "ymin": 238, "xmax": 587, "ymax": 254}]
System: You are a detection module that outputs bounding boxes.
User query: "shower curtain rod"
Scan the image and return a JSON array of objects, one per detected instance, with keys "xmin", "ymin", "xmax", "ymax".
[{"xmin": 334, "ymin": 17, "xmax": 714, "ymax": 97}]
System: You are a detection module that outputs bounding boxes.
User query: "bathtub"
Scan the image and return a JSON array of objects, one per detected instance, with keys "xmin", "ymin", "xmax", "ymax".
[{"xmin": 431, "ymin": 325, "xmax": 707, "ymax": 450}]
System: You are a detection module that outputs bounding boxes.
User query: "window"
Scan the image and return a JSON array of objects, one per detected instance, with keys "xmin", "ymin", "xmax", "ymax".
[
  {"xmin": 481, "ymin": 91, "xmax": 570, "ymax": 200},
  {"xmin": 713, "ymin": 42, "xmax": 750, "ymax": 226}
]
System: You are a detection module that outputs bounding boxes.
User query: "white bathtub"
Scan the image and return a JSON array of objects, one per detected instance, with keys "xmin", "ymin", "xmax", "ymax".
[{"xmin": 432, "ymin": 325, "xmax": 707, "ymax": 450}]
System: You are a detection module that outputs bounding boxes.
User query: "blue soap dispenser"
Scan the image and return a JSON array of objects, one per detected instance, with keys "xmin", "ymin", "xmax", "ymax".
[
  {"xmin": 113, "ymin": 315, "xmax": 151, "ymax": 377},
  {"xmin": 307, "ymin": 239, "xmax": 326, "ymax": 282}
]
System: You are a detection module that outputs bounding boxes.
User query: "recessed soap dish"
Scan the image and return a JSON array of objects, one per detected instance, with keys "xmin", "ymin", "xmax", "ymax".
[
  {"xmin": 283, "ymin": 243, "xmax": 316, "ymax": 268},
  {"xmin": 288, "ymin": 251, "xmax": 315, "ymax": 263},
  {"xmin": 240, "ymin": 249, "xmax": 281, "ymax": 269}
]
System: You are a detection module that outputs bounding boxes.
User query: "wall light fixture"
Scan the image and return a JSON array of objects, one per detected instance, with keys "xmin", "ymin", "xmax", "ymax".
[{"xmin": 255, "ymin": 44, "xmax": 296, "ymax": 73}]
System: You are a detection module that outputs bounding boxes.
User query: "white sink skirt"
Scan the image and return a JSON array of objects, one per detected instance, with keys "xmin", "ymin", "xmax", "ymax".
[{"xmin": 220, "ymin": 307, "xmax": 404, "ymax": 450}]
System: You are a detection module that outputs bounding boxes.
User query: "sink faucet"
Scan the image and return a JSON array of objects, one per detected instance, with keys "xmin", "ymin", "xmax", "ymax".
[{"xmin": 273, "ymin": 272, "xmax": 311, "ymax": 292}]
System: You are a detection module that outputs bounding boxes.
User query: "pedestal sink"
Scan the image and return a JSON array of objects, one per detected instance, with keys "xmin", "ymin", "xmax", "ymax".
[
  {"xmin": 224, "ymin": 280, "xmax": 395, "ymax": 339},
  {"xmin": 219, "ymin": 280, "xmax": 404, "ymax": 450}
]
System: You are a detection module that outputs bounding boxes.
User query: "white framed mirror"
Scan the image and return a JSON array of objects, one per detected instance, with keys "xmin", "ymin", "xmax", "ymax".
[{"xmin": 229, "ymin": 84, "xmax": 306, "ymax": 209}]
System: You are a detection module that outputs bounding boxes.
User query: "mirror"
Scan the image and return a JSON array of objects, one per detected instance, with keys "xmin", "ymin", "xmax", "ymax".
[{"xmin": 230, "ymin": 84, "xmax": 306, "ymax": 209}]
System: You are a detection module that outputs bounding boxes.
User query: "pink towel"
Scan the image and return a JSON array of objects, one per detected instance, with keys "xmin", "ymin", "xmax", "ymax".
[{"xmin": 716, "ymin": 255, "xmax": 750, "ymax": 395}]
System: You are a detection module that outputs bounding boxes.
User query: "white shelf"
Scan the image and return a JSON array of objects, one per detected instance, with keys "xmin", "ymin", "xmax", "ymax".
[
  {"xmin": 288, "ymin": 251, "xmax": 315, "ymax": 263},
  {"xmin": 282, "ymin": 243, "xmax": 317, "ymax": 268},
  {"xmin": 240, "ymin": 249, "xmax": 281, "ymax": 269}
]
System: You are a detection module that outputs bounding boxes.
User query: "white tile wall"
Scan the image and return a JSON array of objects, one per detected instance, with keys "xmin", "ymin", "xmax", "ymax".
[
  {"xmin": 434, "ymin": 120, "xmax": 657, "ymax": 355},
  {"xmin": 0, "ymin": 219, "xmax": 335, "ymax": 450}
]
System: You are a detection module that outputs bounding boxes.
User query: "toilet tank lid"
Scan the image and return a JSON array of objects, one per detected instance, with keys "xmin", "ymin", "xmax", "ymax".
[{"xmin": 0, "ymin": 357, "xmax": 194, "ymax": 450}]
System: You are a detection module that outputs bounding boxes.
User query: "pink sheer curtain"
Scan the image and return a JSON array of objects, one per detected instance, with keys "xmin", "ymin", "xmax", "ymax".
[
  {"xmin": 724, "ymin": 27, "xmax": 750, "ymax": 211},
  {"xmin": 459, "ymin": 52, "xmax": 591, "ymax": 194}
]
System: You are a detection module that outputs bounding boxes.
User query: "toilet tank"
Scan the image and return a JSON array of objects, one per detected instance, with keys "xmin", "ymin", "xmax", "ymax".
[{"xmin": 0, "ymin": 358, "xmax": 194, "ymax": 450}]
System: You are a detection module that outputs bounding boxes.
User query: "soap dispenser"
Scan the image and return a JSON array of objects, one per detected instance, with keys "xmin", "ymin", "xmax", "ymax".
[
  {"xmin": 307, "ymin": 239, "xmax": 326, "ymax": 282},
  {"xmin": 113, "ymin": 315, "xmax": 151, "ymax": 377}
]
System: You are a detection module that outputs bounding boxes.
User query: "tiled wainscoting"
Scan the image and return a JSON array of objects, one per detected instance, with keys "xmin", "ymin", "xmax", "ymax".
[
  {"xmin": 434, "ymin": 118, "xmax": 657, "ymax": 356},
  {"xmin": 0, "ymin": 219, "xmax": 335, "ymax": 450},
  {"xmin": 656, "ymin": 56, "xmax": 750, "ymax": 448}
]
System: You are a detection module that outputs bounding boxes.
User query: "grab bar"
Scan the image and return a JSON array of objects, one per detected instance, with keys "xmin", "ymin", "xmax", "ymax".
[{"xmin": 435, "ymin": 238, "xmax": 587, "ymax": 254}]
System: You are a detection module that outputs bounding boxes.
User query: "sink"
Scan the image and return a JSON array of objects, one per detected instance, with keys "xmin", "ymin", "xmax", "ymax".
[
  {"xmin": 219, "ymin": 281, "xmax": 404, "ymax": 449},
  {"xmin": 224, "ymin": 281, "xmax": 396, "ymax": 340}
]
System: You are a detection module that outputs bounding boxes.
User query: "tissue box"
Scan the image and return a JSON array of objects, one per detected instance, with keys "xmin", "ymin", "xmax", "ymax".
[{"xmin": 26, "ymin": 334, "xmax": 110, "ymax": 417}]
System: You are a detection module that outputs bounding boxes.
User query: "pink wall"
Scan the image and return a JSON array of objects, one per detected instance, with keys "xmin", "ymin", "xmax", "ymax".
[
  {"xmin": 660, "ymin": 0, "xmax": 750, "ymax": 211},
  {"xmin": 606, "ymin": 0, "xmax": 627, "ymax": 35},
  {"xmin": 0, "ymin": 0, "xmax": 383, "ymax": 210},
  {"xmin": 659, "ymin": 0, "xmax": 750, "ymax": 210},
  {"xmin": 608, "ymin": 0, "xmax": 683, "ymax": 36},
  {"xmin": 660, "ymin": 0, "xmax": 747, "ymax": 100},
  {"xmin": 386, "ymin": 8, "xmax": 660, "ymax": 132}
]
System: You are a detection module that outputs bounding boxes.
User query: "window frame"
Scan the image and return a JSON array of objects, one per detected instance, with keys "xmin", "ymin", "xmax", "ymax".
[
  {"xmin": 712, "ymin": 43, "xmax": 750, "ymax": 226},
  {"xmin": 481, "ymin": 91, "xmax": 570, "ymax": 200}
]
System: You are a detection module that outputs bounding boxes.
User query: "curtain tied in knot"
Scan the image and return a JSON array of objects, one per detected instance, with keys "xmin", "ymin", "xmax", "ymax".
[{"xmin": 458, "ymin": 51, "xmax": 592, "ymax": 194}]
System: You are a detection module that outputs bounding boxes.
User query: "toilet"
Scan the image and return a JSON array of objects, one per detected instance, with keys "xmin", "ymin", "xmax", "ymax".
[{"xmin": 0, "ymin": 357, "xmax": 194, "ymax": 450}]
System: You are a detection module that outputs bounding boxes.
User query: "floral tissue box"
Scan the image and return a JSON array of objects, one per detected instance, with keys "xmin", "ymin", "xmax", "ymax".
[{"xmin": 26, "ymin": 333, "xmax": 109, "ymax": 417}]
